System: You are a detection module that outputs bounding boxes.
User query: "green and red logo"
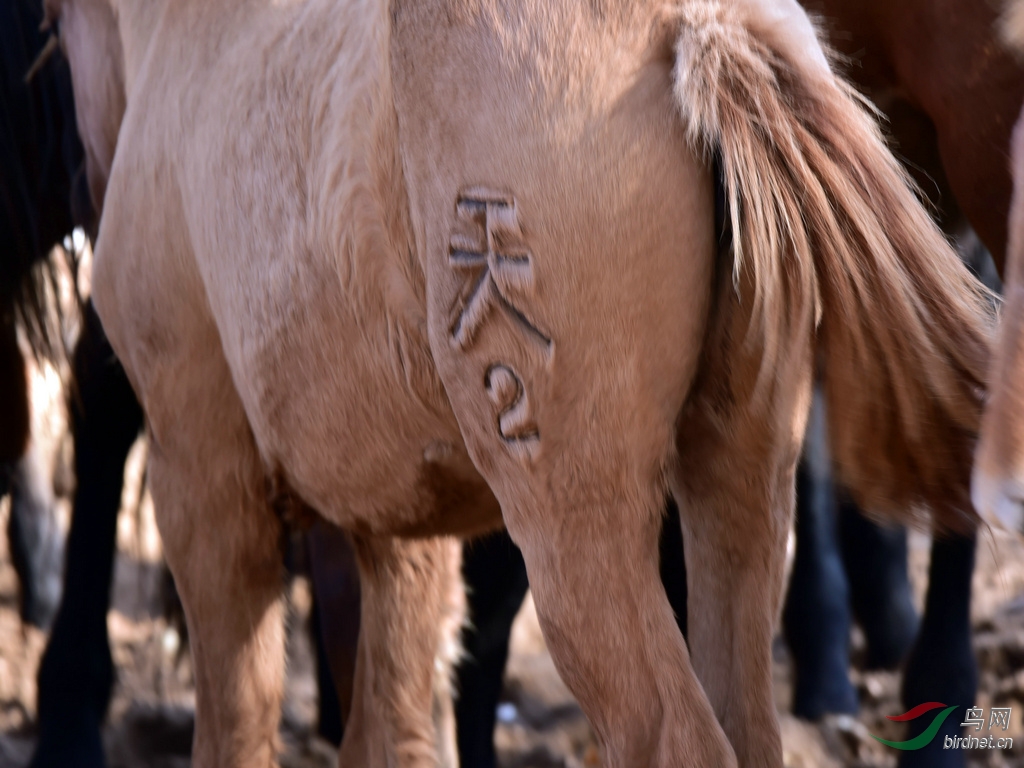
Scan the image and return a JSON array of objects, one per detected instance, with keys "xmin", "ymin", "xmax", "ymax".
[{"xmin": 871, "ymin": 702, "xmax": 958, "ymax": 751}]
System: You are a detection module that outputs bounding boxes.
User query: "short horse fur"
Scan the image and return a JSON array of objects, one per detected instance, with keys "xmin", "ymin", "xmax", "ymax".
[{"xmin": 50, "ymin": 0, "xmax": 993, "ymax": 765}]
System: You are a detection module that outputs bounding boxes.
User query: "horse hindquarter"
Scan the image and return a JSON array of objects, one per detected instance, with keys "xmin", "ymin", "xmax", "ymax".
[{"xmin": 390, "ymin": 2, "xmax": 742, "ymax": 765}]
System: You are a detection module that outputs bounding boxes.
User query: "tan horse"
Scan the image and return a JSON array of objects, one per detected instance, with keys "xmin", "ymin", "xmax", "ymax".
[
  {"xmin": 974, "ymin": 4, "xmax": 1024, "ymax": 532},
  {"xmin": 49, "ymin": 0, "xmax": 992, "ymax": 765}
]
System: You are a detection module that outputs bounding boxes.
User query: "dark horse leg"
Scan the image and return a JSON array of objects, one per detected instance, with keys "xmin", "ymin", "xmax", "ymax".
[
  {"xmin": 782, "ymin": 459, "xmax": 860, "ymax": 719},
  {"xmin": 781, "ymin": 397, "xmax": 975, "ymax": 768},
  {"xmin": 838, "ymin": 502, "xmax": 920, "ymax": 671},
  {"xmin": 781, "ymin": 392, "xmax": 860, "ymax": 719},
  {"xmin": 7, "ymin": 441, "xmax": 64, "ymax": 630},
  {"xmin": 306, "ymin": 519, "xmax": 361, "ymax": 747},
  {"xmin": 837, "ymin": 480, "xmax": 976, "ymax": 768},
  {"xmin": 882, "ymin": 226, "xmax": 988, "ymax": 768},
  {"xmin": 782, "ymin": 388, "xmax": 928, "ymax": 722},
  {"xmin": 835, "ymin": 500, "xmax": 977, "ymax": 768},
  {"xmin": 0, "ymin": 312, "xmax": 29, "ymax": 467},
  {"xmin": 455, "ymin": 530, "xmax": 529, "ymax": 768},
  {"xmin": 1, "ymin": 311, "xmax": 63, "ymax": 629},
  {"xmin": 30, "ymin": 301, "xmax": 142, "ymax": 768},
  {"xmin": 897, "ymin": 533, "xmax": 977, "ymax": 768},
  {"xmin": 309, "ymin": 594, "xmax": 345, "ymax": 746}
]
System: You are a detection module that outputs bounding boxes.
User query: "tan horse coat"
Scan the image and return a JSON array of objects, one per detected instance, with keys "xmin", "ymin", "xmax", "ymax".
[{"xmin": 50, "ymin": 0, "xmax": 993, "ymax": 764}]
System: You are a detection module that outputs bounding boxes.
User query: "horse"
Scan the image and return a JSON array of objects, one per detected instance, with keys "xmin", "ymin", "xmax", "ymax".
[
  {"xmin": 975, "ymin": 5, "xmax": 1024, "ymax": 556},
  {"xmin": 325, "ymin": 2, "xmax": 1020, "ymax": 762},
  {"xmin": 0, "ymin": 0, "xmax": 89, "ymax": 631},
  {"xmin": 50, "ymin": 0, "xmax": 993, "ymax": 765},
  {"xmin": 804, "ymin": 0, "xmax": 1024, "ymax": 275}
]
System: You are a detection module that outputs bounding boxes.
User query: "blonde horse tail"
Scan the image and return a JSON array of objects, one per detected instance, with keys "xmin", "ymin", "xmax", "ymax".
[{"xmin": 671, "ymin": 0, "xmax": 995, "ymax": 531}]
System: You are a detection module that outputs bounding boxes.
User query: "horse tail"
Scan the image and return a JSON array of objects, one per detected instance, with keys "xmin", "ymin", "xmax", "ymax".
[{"xmin": 671, "ymin": 0, "xmax": 995, "ymax": 531}]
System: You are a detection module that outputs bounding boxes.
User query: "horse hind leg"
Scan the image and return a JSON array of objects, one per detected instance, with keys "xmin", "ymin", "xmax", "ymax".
[
  {"xmin": 434, "ymin": 328, "xmax": 733, "ymax": 765},
  {"xmin": 306, "ymin": 519, "xmax": 362, "ymax": 746},
  {"xmin": 7, "ymin": 440, "xmax": 63, "ymax": 629},
  {"xmin": 338, "ymin": 534, "xmax": 463, "ymax": 768},
  {"xmin": 838, "ymin": 502, "xmax": 919, "ymax": 671},
  {"xmin": 672, "ymin": 265, "xmax": 815, "ymax": 768},
  {"xmin": 31, "ymin": 302, "xmax": 142, "ymax": 768},
  {"xmin": 674, "ymin": 432, "xmax": 804, "ymax": 768},
  {"xmin": 0, "ymin": 309, "xmax": 29, "ymax": 467},
  {"xmin": 306, "ymin": 522, "xmax": 467, "ymax": 765},
  {"xmin": 145, "ymin": 348, "xmax": 287, "ymax": 768},
  {"xmin": 782, "ymin": 458, "xmax": 858, "ymax": 721},
  {"xmin": 429, "ymin": 288, "xmax": 732, "ymax": 766},
  {"xmin": 898, "ymin": 533, "xmax": 977, "ymax": 768},
  {"xmin": 455, "ymin": 529, "xmax": 529, "ymax": 768}
]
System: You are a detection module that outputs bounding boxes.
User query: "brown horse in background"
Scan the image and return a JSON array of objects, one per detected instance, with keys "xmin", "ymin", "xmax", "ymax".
[
  {"xmin": 975, "ymin": 4, "xmax": 1024, "ymax": 533},
  {"xmin": 806, "ymin": 0, "xmax": 1024, "ymax": 273}
]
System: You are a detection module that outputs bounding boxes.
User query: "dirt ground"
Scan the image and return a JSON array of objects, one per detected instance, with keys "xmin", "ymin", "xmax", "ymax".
[{"xmin": 2, "ymin": 269, "xmax": 1024, "ymax": 767}]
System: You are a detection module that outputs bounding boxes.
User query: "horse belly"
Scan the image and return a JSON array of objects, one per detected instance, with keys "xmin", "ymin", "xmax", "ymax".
[{"xmin": 234, "ymin": 276, "xmax": 502, "ymax": 537}]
